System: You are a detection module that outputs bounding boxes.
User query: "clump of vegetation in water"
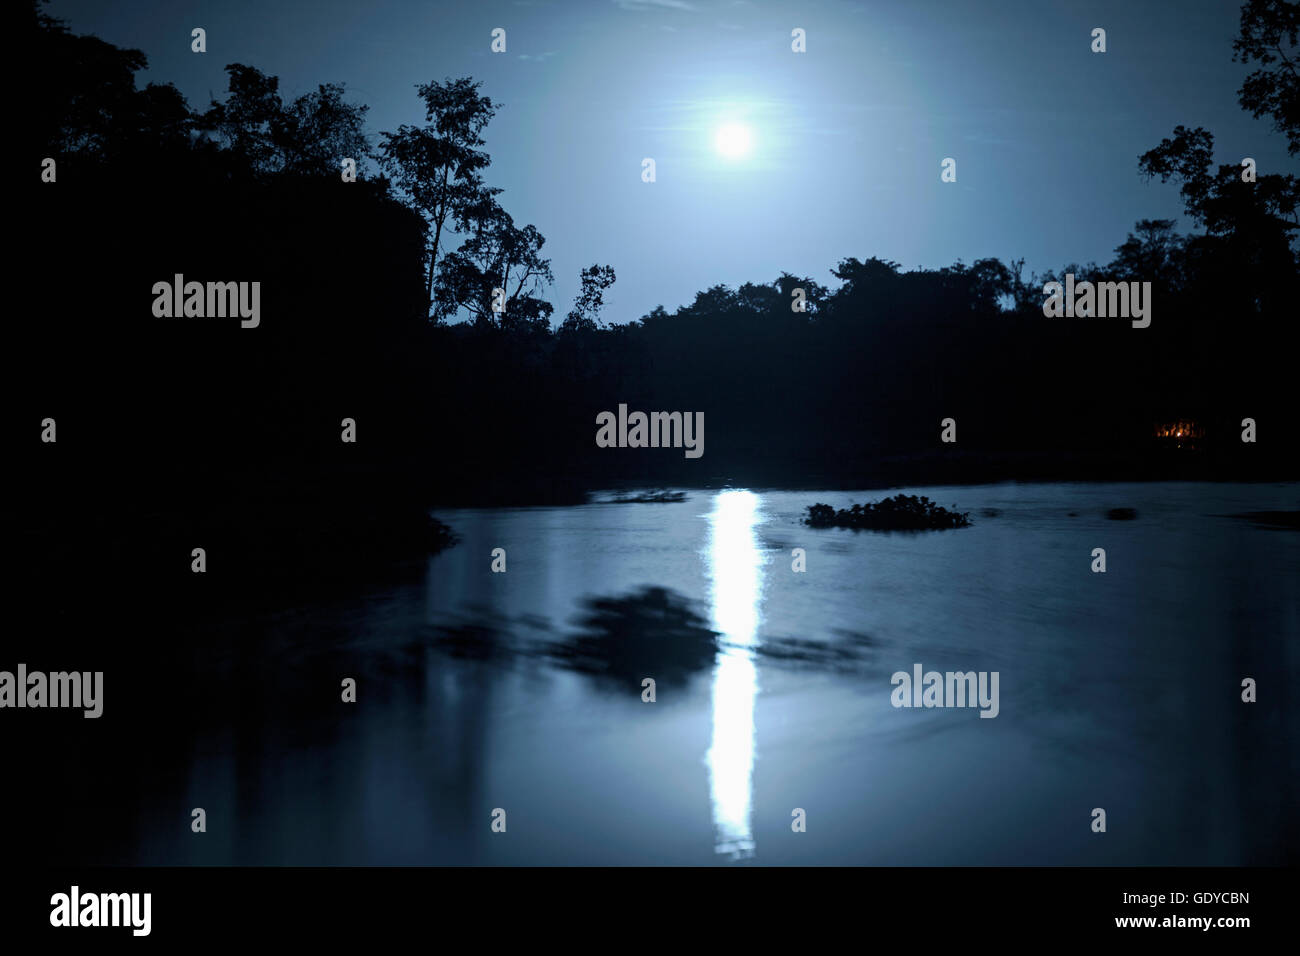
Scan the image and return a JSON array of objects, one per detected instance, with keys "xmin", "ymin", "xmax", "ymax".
[
  {"xmin": 609, "ymin": 490, "xmax": 688, "ymax": 503},
  {"xmin": 805, "ymin": 495, "xmax": 971, "ymax": 530}
]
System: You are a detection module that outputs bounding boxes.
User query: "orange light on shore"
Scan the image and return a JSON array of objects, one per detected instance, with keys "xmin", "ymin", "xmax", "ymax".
[{"xmin": 1155, "ymin": 420, "xmax": 1204, "ymax": 442}]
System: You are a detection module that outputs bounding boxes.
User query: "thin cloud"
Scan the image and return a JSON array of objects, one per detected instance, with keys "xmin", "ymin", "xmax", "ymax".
[{"xmin": 614, "ymin": 0, "xmax": 697, "ymax": 12}]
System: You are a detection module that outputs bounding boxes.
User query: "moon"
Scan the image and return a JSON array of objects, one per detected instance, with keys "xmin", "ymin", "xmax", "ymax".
[{"xmin": 714, "ymin": 122, "xmax": 754, "ymax": 160}]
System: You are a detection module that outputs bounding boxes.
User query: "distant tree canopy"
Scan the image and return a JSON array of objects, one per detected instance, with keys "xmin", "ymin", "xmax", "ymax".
[
  {"xmin": 198, "ymin": 64, "xmax": 372, "ymax": 178},
  {"xmin": 24, "ymin": 0, "xmax": 1298, "ymax": 336},
  {"xmin": 26, "ymin": 1, "xmax": 191, "ymax": 168}
]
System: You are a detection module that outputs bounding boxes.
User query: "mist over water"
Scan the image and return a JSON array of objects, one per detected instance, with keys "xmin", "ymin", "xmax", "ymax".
[{"xmin": 120, "ymin": 482, "xmax": 1298, "ymax": 865}]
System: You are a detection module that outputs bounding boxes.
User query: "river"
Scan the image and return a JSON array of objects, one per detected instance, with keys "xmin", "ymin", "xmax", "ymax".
[{"xmin": 135, "ymin": 482, "xmax": 1298, "ymax": 865}]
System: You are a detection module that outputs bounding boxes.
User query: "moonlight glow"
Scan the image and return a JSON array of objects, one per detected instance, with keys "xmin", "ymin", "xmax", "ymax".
[{"xmin": 714, "ymin": 122, "xmax": 754, "ymax": 159}]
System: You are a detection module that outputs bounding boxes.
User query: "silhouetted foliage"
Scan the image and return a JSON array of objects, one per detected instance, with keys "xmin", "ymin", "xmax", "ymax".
[
  {"xmin": 434, "ymin": 199, "xmax": 554, "ymax": 327},
  {"xmin": 562, "ymin": 264, "xmax": 617, "ymax": 333},
  {"xmin": 607, "ymin": 490, "xmax": 687, "ymax": 503},
  {"xmin": 1233, "ymin": 0, "xmax": 1300, "ymax": 155},
  {"xmin": 199, "ymin": 64, "xmax": 372, "ymax": 179},
  {"xmin": 805, "ymin": 496, "xmax": 972, "ymax": 531},
  {"xmin": 10, "ymin": 0, "xmax": 1298, "ymax": 541},
  {"xmin": 380, "ymin": 77, "xmax": 501, "ymax": 316},
  {"xmin": 1139, "ymin": 126, "xmax": 1297, "ymax": 249}
]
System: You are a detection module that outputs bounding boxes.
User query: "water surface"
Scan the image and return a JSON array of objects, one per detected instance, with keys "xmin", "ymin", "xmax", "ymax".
[{"xmin": 140, "ymin": 482, "xmax": 1299, "ymax": 865}]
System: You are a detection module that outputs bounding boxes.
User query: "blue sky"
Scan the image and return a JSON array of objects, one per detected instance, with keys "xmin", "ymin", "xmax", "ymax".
[{"xmin": 50, "ymin": 0, "xmax": 1299, "ymax": 322}]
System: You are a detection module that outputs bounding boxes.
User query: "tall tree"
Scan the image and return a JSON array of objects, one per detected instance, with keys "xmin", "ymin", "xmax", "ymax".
[
  {"xmin": 1136, "ymin": 2, "xmax": 1300, "ymax": 261},
  {"xmin": 434, "ymin": 199, "xmax": 554, "ymax": 327},
  {"xmin": 1234, "ymin": 0, "xmax": 1300, "ymax": 155},
  {"xmin": 1138, "ymin": 125, "xmax": 1298, "ymax": 243},
  {"xmin": 561, "ymin": 265, "xmax": 617, "ymax": 333},
  {"xmin": 380, "ymin": 78, "xmax": 499, "ymax": 317}
]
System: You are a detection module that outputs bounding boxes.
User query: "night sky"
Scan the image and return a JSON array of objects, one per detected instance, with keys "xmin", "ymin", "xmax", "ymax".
[{"xmin": 48, "ymin": 0, "xmax": 1297, "ymax": 322}]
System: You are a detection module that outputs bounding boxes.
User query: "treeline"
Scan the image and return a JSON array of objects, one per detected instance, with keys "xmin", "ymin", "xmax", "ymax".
[{"xmin": 11, "ymin": 0, "xmax": 1299, "ymax": 521}]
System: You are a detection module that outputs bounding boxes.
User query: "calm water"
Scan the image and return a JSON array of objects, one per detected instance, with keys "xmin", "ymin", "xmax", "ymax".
[{"xmin": 140, "ymin": 482, "xmax": 1298, "ymax": 865}]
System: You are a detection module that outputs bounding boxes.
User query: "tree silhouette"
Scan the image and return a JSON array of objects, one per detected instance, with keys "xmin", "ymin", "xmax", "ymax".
[
  {"xmin": 197, "ymin": 65, "xmax": 371, "ymax": 179},
  {"xmin": 434, "ymin": 199, "xmax": 554, "ymax": 327},
  {"xmin": 561, "ymin": 264, "xmax": 617, "ymax": 333},
  {"xmin": 26, "ymin": 1, "xmax": 192, "ymax": 168},
  {"xmin": 1233, "ymin": 0, "xmax": 1300, "ymax": 155},
  {"xmin": 380, "ymin": 78, "xmax": 499, "ymax": 316},
  {"xmin": 1108, "ymin": 219, "xmax": 1186, "ymax": 287},
  {"xmin": 12, "ymin": 0, "xmax": 1298, "ymax": 514}
]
